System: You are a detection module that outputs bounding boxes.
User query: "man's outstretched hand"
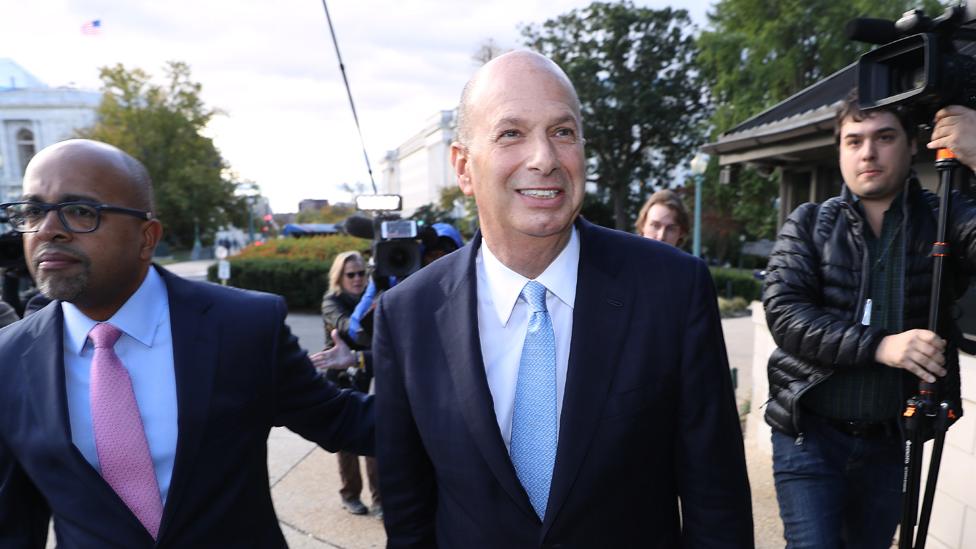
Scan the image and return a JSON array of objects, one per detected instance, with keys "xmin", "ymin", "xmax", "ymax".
[{"xmin": 310, "ymin": 329, "xmax": 357, "ymax": 371}]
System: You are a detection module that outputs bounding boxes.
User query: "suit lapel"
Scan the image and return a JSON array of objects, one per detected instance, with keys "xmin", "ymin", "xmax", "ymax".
[
  {"xmin": 20, "ymin": 304, "xmax": 73, "ymax": 448},
  {"xmin": 435, "ymin": 235, "xmax": 537, "ymax": 520},
  {"xmin": 542, "ymin": 219, "xmax": 632, "ymax": 534},
  {"xmin": 155, "ymin": 267, "xmax": 219, "ymax": 538}
]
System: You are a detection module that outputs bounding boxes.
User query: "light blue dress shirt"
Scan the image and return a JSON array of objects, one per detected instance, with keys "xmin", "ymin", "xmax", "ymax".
[
  {"xmin": 476, "ymin": 228, "xmax": 579, "ymax": 450},
  {"xmin": 62, "ymin": 267, "xmax": 178, "ymax": 504}
]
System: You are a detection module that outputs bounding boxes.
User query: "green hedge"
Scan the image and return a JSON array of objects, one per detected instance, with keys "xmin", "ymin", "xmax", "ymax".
[
  {"xmin": 236, "ymin": 235, "xmax": 368, "ymax": 261},
  {"xmin": 207, "ymin": 258, "xmax": 331, "ymax": 309},
  {"xmin": 206, "ymin": 236, "xmax": 370, "ymax": 310},
  {"xmin": 709, "ymin": 267, "xmax": 762, "ymax": 302}
]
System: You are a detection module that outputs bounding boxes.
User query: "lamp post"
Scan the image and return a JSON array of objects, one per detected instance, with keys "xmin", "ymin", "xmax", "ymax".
[
  {"xmin": 235, "ymin": 182, "xmax": 260, "ymax": 245},
  {"xmin": 247, "ymin": 200, "xmax": 256, "ymax": 244},
  {"xmin": 190, "ymin": 219, "xmax": 203, "ymax": 260},
  {"xmin": 690, "ymin": 153, "xmax": 709, "ymax": 258}
]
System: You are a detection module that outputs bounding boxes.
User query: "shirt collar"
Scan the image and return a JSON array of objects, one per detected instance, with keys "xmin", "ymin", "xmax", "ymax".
[
  {"xmin": 481, "ymin": 227, "xmax": 579, "ymax": 327},
  {"xmin": 62, "ymin": 266, "xmax": 169, "ymax": 355}
]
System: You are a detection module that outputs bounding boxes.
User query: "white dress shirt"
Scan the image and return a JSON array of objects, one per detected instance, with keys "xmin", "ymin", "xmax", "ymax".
[
  {"xmin": 62, "ymin": 267, "xmax": 178, "ymax": 503},
  {"xmin": 476, "ymin": 228, "xmax": 579, "ymax": 450}
]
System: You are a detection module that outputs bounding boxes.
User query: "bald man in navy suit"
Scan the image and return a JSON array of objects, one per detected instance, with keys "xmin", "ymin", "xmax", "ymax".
[
  {"xmin": 373, "ymin": 51, "xmax": 753, "ymax": 548},
  {"xmin": 0, "ymin": 139, "xmax": 373, "ymax": 548}
]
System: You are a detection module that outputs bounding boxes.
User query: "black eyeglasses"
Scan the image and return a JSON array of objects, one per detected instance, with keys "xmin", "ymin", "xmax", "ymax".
[
  {"xmin": 344, "ymin": 270, "xmax": 367, "ymax": 279},
  {"xmin": 0, "ymin": 201, "xmax": 153, "ymax": 234}
]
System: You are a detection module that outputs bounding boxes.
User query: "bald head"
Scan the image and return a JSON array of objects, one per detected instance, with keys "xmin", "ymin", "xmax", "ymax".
[
  {"xmin": 26, "ymin": 139, "xmax": 154, "ymax": 212},
  {"xmin": 456, "ymin": 51, "xmax": 582, "ymax": 147}
]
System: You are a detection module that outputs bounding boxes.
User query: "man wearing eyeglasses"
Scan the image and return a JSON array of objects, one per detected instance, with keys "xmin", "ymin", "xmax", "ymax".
[{"xmin": 0, "ymin": 139, "xmax": 374, "ymax": 548}]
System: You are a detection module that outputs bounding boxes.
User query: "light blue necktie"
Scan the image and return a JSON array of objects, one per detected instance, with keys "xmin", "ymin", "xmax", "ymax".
[{"xmin": 510, "ymin": 280, "xmax": 558, "ymax": 520}]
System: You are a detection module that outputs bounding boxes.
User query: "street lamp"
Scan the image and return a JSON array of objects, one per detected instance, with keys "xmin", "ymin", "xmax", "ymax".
[
  {"xmin": 690, "ymin": 153, "xmax": 709, "ymax": 258},
  {"xmin": 234, "ymin": 182, "xmax": 261, "ymax": 245}
]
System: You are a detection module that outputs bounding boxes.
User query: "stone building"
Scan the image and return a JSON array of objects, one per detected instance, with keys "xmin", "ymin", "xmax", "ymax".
[
  {"xmin": 0, "ymin": 58, "xmax": 100, "ymax": 203},
  {"xmin": 378, "ymin": 110, "xmax": 456, "ymax": 216}
]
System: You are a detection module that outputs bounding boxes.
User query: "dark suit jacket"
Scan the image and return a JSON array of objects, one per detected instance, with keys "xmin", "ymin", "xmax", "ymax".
[
  {"xmin": 374, "ymin": 219, "xmax": 753, "ymax": 548},
  {"xmin": 0, "ymin": 266, "xmax": 374, "ymax": 548}
]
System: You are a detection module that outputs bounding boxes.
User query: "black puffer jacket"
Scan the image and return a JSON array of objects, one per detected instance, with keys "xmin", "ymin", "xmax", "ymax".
[{"xmin": 763, "ymin": 177, "xmax": 976, "ymax": 437}]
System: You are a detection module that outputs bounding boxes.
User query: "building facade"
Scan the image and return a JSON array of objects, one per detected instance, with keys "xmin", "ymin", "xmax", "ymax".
[
  {"xmin": 0, "ymin": 59, "xmax": 100, "ymax": 203},
  {"xmin": 378, "ymin": 110, "xmax": 457, "ymax": 216}
]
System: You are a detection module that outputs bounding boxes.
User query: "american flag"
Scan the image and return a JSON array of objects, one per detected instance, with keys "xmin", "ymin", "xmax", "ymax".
[{"xmin": 81, "ymin": 19, "xmax": 101, "ymax": 35}]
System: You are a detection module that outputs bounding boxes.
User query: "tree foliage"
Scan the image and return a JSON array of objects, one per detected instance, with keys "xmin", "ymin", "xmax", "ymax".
[
  {"xmin": 698, "ymin": 0, "xmax": 945, "ymax": 134},
  {"xmin": 522, "ymin": 1, "xmax": 708, "ymax": 229},
  {"xmin": 77, "ymin": 61, "xmax": 246, "ymax": 248},
  {"xmin": 695, "ymin": 0, "xmax": 945, "ymax": 254},
  {"xmin": 294, "ymin": 203, "xmax": 356, "ymax": 224},
  {"xmin": 411, "ymin": 186, "xmax": 479, "ymax": 238}
]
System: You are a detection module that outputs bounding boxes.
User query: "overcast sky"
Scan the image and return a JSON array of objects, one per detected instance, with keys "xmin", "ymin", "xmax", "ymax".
[{"xmin": 1, "ymin": 0, "xmax": 713, "ymax": 212}]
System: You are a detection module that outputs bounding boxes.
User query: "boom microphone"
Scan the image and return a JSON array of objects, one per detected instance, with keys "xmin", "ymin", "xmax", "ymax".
[
  {"xmin": 845, "ymin": 17, "xmax": 899, "ymax": 44},
  {"xmin": 341, "ymin": 215, "xmax": 376, "ymax": 240}
]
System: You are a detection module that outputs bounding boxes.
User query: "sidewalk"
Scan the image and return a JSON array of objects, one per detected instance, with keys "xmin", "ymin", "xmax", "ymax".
[{"xmin": 273, "ymin": 312, "xmax": 783, "ymax": 548}]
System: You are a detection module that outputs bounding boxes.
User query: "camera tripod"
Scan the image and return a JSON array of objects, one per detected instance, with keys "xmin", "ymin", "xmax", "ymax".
[{"xmin": 899, "ymin": 148, "xmax": 964, "ymax": 549}]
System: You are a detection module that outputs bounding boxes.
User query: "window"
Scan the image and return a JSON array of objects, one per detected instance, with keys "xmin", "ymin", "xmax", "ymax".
[{"xmin": 16, "ymin": 128, "xmax": 35, "ymax": 176}]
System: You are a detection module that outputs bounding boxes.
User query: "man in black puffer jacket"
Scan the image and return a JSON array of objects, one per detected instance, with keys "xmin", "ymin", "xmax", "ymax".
[{"xmin": 763, "ymin": 93, "xmax": 976, "ymax": 548}]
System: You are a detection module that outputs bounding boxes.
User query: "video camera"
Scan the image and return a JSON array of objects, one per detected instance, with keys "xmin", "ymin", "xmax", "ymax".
[
  {"xmin": 342, "ymin": 194, "xmax": 423, "ymax": 280},
  {"xmin": 0, "ymin": 231, "xmax": 24, "ymax": 273},
  {"xmin": 0, "ymin": 213, "xmax": 29, "ymax": 316},
  {"xmin": 848, "ymin": 3, "xmax": 976, "ymax": 118},
  {"xmin": 341, "ymin": 194, "xmax": 463, "ymax": 282}
]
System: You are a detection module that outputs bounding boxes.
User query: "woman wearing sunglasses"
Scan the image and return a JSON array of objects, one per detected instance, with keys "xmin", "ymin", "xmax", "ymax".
[{"xmin": 320, "ymin": 250, "xmax": 381, "ymax": 518}]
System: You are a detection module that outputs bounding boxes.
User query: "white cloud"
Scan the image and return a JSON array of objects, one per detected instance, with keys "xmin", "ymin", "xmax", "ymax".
[{"xmin": 0, "ymin": 0, "xmax": 712, "ymax": 211}]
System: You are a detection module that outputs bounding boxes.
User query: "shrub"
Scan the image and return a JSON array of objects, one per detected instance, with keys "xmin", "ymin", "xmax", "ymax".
[
  {"xmin": 717, "ymin": 296, "xmax": 750, "ymax": 317},
  {"xmin": 236, "ymin": 235, "xmax": 368, "ymax": 261},
  {"xmin": 710, "ymin": 267, "xmax": 762, "ymax": 302},
  {"xmin": 207, "ymin": 236, "xmax": 370, "ymax": 309}
]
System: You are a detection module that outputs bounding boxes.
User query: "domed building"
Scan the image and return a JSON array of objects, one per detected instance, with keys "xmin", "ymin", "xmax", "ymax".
[{"xmin": 0, "ymin": 59, "xmax": 100, "ymax": 203}]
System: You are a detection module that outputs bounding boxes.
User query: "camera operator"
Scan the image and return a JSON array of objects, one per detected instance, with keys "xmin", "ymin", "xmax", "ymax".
[{"xmin": 763, "ymin": 92, "xmax": 976, "ymax": 547}]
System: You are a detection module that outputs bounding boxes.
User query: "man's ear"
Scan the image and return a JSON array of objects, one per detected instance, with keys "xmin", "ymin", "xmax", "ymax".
[
  {"xmin": 140, "ymin": 219, "xmax": 163, "ymax": 261},
  {"xmin": 451, "ymin": 142, "xmax": 475, "ymax": 196}
]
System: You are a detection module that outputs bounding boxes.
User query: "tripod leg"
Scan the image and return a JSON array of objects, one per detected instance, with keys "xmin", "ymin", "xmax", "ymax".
[
  {"xmin": 899, "ymin": 401, "xmax": 924, "ymax": 549},
  {"xmin": 915, "ymin": 403, "xmax": 955, "ymax": 549}
]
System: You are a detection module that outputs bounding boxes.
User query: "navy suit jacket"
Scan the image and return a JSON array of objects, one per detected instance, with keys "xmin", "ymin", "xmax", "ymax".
[
  {"xmin": 374, "ymin": 219, "xmax": 753, "ymax": 548},
  {"xmin": 0, "ymin": 266, "xmax": 374, "ymax": 548}
]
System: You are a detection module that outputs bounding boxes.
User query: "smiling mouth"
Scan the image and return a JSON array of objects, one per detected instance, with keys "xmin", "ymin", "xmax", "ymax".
[{"xmin": 518, "ymin": 189, "xmax": 561, "ymax": 198}]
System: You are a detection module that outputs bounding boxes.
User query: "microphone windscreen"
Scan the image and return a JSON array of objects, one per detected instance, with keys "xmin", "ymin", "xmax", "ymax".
[
  {"xmin": 845, "ymin": 17, "xmax": 899, "ymax": 44},
  {"xmin": 341, "ymin": 215, "xmax": 376, "ymax": 240}
]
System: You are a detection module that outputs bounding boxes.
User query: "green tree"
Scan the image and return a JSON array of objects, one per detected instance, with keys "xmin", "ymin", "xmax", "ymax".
[
  {"xmin": 411, "ymin": 186, "xmax": 479, "ymax": 238},
  {"xmin": 77, "ymin": 61, "xmax": 246, "ymax": 248},
  {"xmin": 699, "ymin": 0, "xmax": 945, "ymax": 135},
  {"xmin": 522, "ymin": 1, "xmax": 708, "ymax": 229},
  {"xmin": 294, "ymin": 203, "xmax": 356, "ymax": 224},
  {"xmin": 696, "ymin": 0, "xmax": 945, "ymax": 249}
]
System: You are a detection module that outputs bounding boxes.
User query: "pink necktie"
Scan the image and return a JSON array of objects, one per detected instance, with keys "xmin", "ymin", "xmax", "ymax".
[{"xmin": 89, "ymin": 322, "xmax": 163, "ymax": 539}]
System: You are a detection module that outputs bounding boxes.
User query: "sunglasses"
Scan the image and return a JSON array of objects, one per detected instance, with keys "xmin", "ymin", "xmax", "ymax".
[{"xmin": 344, "ymin": 270, "xmax": 367, "ymax": 279}]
